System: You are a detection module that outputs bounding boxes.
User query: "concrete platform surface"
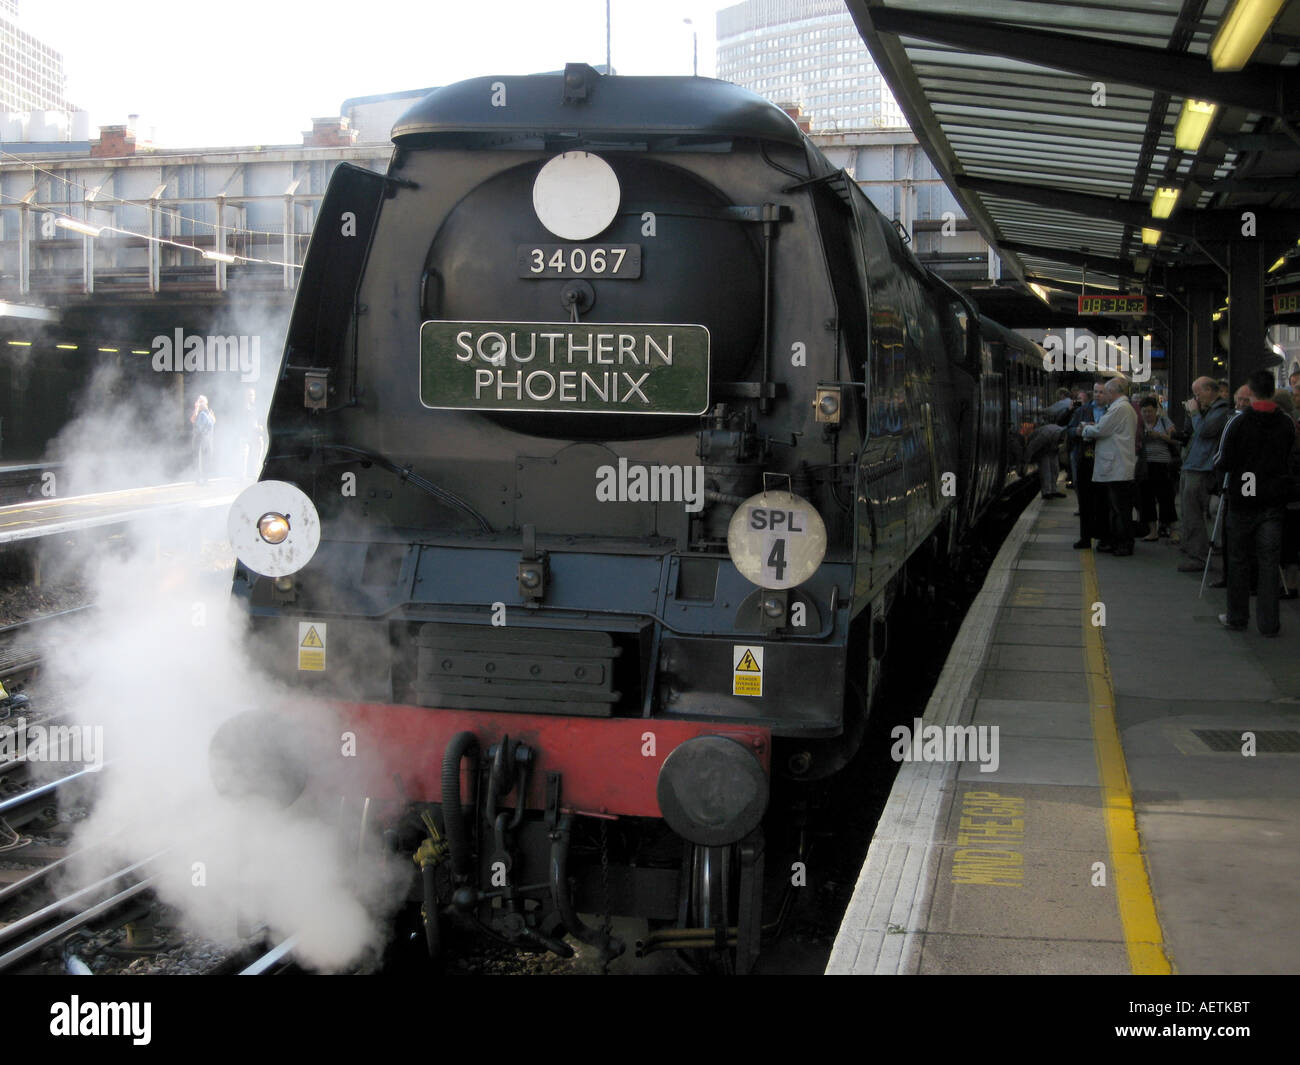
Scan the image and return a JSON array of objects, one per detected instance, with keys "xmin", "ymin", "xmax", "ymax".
[
  {"xmin": 0, "ymin": 480, "xmax": 239, "ymax": 544},
  {"xmin": 827, "ymin": 490, "xmax": 1300, "ymax": 975}
]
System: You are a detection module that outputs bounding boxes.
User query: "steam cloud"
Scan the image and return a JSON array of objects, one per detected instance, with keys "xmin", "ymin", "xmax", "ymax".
[{"xmin": 31, "ymin": 311, "xmax": 410, "ymax": 972}]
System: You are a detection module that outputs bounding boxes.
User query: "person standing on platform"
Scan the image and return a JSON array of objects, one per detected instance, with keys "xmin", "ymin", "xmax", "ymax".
[
  {"xmin": 190, "ymin": 395, "xmax": 216, "ymax": 486},
  {"xmin": 1275, "ymin": 391, "xmax": 1300, "ymax": 598},
  {"xmin": 1138, "ymin": 395, "xmax": 1178, "ymax": 540},
  {"xmin": 240, "ymin": 387, "xmax": 265, "ymax": 480},
  {"xmin": 1045, "ymin": 387, "xmax": 1073, "ymax": 424},
  {"xmin": 1069, "ymin": 381, "xmax": 1107, "ymax": 549},
  {"xmin": 1025, "ymin": 421, "xmax": 1068, "ymax": 499},
  {"xmin": 1066, "ymin": 389, "xmax": 1087, "ymax": 488},
  {"xmin": 1215, "ymin": 370, "xmax": 1298, "ymax": 636},
  {"xmin": 1176, "ymin": 376, "xmax": 1232, "ymax": 574},
  {"xmin": 1083, "ymin": 377, "xmax": 1139, "ymax": 555}
]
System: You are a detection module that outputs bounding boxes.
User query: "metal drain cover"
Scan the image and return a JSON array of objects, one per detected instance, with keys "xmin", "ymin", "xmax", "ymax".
[{"xmin": 1192, "ymin": 729, "xmax": 1300, "ymax": 753}]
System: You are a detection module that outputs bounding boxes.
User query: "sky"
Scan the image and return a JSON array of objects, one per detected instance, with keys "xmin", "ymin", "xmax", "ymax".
[{"xmin": 22, "ymin": 1, "xmax": 738, "ymax": 147}]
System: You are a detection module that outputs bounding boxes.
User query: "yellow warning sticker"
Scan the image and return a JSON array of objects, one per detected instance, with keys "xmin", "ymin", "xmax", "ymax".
[
  {"xmin": 298, "ymin": 622, "xmax": 327, "ymax": 672},
  {"xmin": 732, "ymin": 644, "xmax": 763, "ymax": 698}
]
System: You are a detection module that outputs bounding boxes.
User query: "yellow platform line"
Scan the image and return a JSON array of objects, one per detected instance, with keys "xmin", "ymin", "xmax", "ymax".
[{"xmin": 1081, "ymin": 551, "xmax": 1174, "ymax": 975}]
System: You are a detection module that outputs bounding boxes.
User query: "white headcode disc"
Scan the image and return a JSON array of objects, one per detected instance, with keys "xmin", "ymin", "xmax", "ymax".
[
  {"xmin": 227, "ymin": 479, "xmax": 321, "ymax": 578},
  {"xmin": 532, "ymin": 151, "xmax": 621, "ymax": 240},
  {"xmin": 727, "ymin": 490, "xmax": 827, "ymax": 590}
]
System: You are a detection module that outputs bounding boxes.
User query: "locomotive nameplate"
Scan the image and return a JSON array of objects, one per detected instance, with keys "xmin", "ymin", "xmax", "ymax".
[
  {"xmin": 419, "ymin": 320, "xmax": 710, "ymax": 415},
  {"xmin": 517, "ymin": 244, "xmax": 641, "ymax": 279}
]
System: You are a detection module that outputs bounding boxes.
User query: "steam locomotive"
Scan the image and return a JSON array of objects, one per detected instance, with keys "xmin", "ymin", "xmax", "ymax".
[{"xmin": 223, "ymin": 65, "xmax": 1050, "ymax": 972}]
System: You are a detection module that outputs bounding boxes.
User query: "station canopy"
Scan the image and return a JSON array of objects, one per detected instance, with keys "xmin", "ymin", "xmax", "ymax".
[{"xmin": 846, "ymin": 0, "xmax": 1300, "ymax": 320}]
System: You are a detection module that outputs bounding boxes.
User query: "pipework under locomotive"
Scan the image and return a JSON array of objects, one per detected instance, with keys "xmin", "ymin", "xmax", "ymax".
[{"xmin": 221, "ymin": 64, "xmax": 1036, "ymax": 970}]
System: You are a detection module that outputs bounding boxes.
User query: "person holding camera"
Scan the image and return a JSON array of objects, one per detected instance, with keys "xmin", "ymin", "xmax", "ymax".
[
  {"xmin": 1176, "ymin": 377, "xmax": 1231, "ymax": 573},
  {"xmin": 190, "ymin": 395, "xmax": 216, "ymax": 485}
]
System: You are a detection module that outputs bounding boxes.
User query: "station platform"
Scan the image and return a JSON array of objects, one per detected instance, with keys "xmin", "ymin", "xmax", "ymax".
[
  {"xmin": 0, "ymin": 480, "xmax": 239, "ymax": 545},
  {"xmin": 827, "ymin": 492, "xmax": 1300, "ymax": 975}
]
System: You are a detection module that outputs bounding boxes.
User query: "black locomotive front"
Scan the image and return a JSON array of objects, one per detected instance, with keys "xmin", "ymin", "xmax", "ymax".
[{"xmin": 226, "ymin": 64, "xmax": 980, "ymax": 970}]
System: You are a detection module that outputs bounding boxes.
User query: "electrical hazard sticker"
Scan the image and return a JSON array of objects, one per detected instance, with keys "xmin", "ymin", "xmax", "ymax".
[
  {"xmin": 732, "ymin": 645, "xmax": 763, "ymax": 697},
  {"xmin": 298, "ymin": 622, "xmax": 326, "ymax": 671}
]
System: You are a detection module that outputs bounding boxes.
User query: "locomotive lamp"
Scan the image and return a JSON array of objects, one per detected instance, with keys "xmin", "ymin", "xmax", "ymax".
[
  {"xmin": 814, "ymin": 386, "xmax": 842, "ymax": 424},
  {"xmin": 304, "ymin": 369, "xmax": 329, "ymax": 410},
  {"xmin": 517, "ymin": 523, "xmax": 548, "ymax": 604},
  {"xmin": 258, "ymin": 512, "xmax": 290, "ymax": 545},
  {"xmin": 228, "ymin": 480, "xmax": 321, "ymax": 578}
]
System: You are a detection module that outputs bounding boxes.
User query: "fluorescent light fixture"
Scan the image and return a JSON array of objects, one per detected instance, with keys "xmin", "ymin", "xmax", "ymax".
[
  {"xmin": 202, "ymin": 250, "xmax": 237, "ymax": 264},
  {"xmin": 56, "ymin": 343, "xmax": 77, "ymax": 349},
  {"xmin": 1029, "ymin": 282, "xmax": 1051, "ymax": 304},
  {"xmin": 1211, "ymin": 0, "xmax": 1286, "ymax": 71},
  {"xmin": 1141, "ymin": 227, "xmax": 1162, "ymax": 245},
  {"xmin": 1174, "ymin": 100, "xmax": 1217, "ymax": 151},
  {"xmin": 1269, "ymin": 255, "xmax": 1287, "ymax": 273},
  {"xmin": 56, "ymin": 217, "xmax": 103, "ymax": 237},
  {"xmin": 1150, "ymin": 187, "xmax": 1180, "ymax": 219},
  {"xmin": 131, "ymin": 349, "xmax": 150, "ymax": 355},
  {"xmin": 1212, "ymin": 311, "xmax": 1224, "ymax": 321},
  {"xmin": 98, "ymin": 347, "xmax": 119, "ymax": 353},
  {"xmin": 6, "ymin": 340, "xmax": 31, "ymax": 346}
]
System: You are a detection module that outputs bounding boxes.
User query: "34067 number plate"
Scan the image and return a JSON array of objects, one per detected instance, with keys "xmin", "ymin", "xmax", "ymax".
[{"xmin": 517, "ymin": 244, "xmax": 641, "ymax": 279}]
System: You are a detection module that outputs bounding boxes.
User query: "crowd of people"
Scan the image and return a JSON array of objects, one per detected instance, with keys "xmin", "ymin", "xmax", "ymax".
[{"xmin": 1038, "ymin": 368, "xmax": 1300, "ymax": 637}]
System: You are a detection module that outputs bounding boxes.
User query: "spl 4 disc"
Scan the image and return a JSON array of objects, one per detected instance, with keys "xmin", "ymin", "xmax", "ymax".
[{"xmin": 726, "ymin": 489, "xmax": 827, "ymax": 590}]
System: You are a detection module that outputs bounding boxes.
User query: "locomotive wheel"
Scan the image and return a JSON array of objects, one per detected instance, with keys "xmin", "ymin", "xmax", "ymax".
[{"xmin": 683, "ymin": 843, "xmax": 738, "ymax": 974}]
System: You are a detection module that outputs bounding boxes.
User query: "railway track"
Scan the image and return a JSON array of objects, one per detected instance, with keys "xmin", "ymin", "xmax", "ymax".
[
  {"xmin": 0, "ymin": 604, "xmax": 94, "ymax": 706},
  {"xmin": 0, "ymin": 849, "xmax": 160, "ymax": 974},
  {"xmin": 0, "ymin": 603, "xmax": 132, "ymax": 974}
]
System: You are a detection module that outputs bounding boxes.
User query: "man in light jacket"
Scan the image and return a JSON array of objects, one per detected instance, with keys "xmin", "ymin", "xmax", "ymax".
[{"xmin": 1082, "ymin": 377, "xmax": 1139, "ymax": 555}]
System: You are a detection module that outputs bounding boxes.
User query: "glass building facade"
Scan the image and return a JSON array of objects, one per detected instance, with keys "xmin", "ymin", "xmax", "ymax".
[
  {"xmin": 716, "ymin": 0, "xmax": 904, "ymax": 131},
  {"xmin": 0, "ymin": 1, "xmax": 68, "ymax": 113}
]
